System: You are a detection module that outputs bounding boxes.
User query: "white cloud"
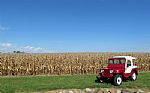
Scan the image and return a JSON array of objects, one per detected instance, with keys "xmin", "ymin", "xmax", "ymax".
[
  {"xmin": 22, "ymin": 46, "xmax": 48, "ymax": 53},
  {"xmin": 0, "ymin": 25, "xmax": 8, "ymax": 32},
  {"xmin": 0, "ymin": 43, "xmax": 13, "ymax": 48},
  {"xmin": 24, "ymin": 46, "xmax": 34, "ymax": 50},
  {"xmin": 34, "ymin": 47, "xmax": 43, "ymax": 51},
  {"xmin": 0, "ymin": 43, "xmax": 50, "ymax": 53}
]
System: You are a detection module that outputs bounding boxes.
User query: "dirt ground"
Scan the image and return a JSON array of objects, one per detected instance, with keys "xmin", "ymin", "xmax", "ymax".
[{"xmin": 33, "ymin": 88, "xmax": 150, "ymax": 93}]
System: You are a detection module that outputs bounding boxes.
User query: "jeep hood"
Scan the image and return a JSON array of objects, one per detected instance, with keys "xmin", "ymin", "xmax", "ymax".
[{"xmin": 106, "ymin": 64, "xmax": 125, "ymax": 70}]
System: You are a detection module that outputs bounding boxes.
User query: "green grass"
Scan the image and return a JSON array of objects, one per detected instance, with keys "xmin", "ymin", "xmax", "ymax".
[{"xmin": 0, "ymin": 72, "xmax": 150, "ymax": 93}]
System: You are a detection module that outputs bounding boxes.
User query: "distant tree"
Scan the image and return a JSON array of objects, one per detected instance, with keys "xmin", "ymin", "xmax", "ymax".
[{"xmin": 13, "ymin": 51, "xmax": 25, "ymax": 53}]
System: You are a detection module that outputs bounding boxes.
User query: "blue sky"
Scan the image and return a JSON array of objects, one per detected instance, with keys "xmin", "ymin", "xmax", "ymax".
[{"xmin": 0, "ymin": 0, "xmax": 150, "ymax": 52}]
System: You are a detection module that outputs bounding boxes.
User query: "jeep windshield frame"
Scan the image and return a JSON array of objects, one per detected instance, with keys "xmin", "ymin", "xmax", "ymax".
[{"xmin": 108, "ymin": 58, "xmax": 126, "ymax": 64}]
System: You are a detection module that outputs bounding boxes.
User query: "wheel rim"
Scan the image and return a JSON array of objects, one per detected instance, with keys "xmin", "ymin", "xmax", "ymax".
[
  {"xmin": 132, "ymin": 73, "xmax": 136, "ymax": 80},
  {"xmin": 117, "ymin": 77, "xmax": 122, "ymax": 85}
]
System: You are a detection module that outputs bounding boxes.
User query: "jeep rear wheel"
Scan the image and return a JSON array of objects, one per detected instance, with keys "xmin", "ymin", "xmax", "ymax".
[
  {"xmin": 114, "ymin": 75, "xmax": 122, "ymax": 86},
  {"xmin": 131, "ymin": 71, "xmax": 137, "ymax": 81}
]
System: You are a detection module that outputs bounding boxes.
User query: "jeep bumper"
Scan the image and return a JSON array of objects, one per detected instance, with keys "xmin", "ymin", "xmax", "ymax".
[{"xmin": 96, "ymin": 73, "xmax": 113, "ymax": 81}]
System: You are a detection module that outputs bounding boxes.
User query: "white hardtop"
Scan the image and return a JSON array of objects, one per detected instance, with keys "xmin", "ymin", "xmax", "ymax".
[{"xmin": 112, "ymin": 56, "xmax": 136, "ymax": 60}]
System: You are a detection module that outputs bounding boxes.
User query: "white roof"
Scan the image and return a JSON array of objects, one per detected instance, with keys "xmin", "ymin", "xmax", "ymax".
[{"xmin": 112, "ymin": 56, "xmax": 136, "ymax": 60}]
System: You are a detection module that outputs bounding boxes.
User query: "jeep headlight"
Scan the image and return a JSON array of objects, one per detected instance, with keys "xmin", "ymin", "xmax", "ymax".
[
  {"xmin": 100, "ymin": 69, "xmax": 104, "ymax": 73},
  {"xmin": 110, "ymin": 70, "xmax": 113, "ymax": 73}
]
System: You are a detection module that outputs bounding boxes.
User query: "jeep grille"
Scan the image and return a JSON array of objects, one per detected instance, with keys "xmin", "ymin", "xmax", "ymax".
[{"xmin": 103, "ymin": 69, "xmax": 110, "ymax": 76}]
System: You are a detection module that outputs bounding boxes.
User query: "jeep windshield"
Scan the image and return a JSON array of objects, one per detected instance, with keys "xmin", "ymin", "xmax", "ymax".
[{"xmin": 108, "ymin": 58, "xmax": 126, "ymax": 64}]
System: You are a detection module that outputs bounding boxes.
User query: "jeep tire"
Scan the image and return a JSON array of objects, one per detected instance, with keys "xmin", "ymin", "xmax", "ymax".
[
  {"xmin": 131, "ymin": 71, "xmax": 137, "ymax": 81},
  {"xmin": 113, "ymin": 75, "xmax": 122, "ymax": 86}
]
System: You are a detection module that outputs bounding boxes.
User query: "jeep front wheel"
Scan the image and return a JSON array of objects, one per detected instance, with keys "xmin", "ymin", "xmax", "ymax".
[{"xmin": 114, "ymin": 75, "xmax": 122, "ymax": 86}]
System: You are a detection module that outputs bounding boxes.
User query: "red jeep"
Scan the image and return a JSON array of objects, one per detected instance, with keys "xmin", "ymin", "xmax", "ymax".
[{"xmin": 96, "ymin": 56, "xmax": 138, "ymax": 86}]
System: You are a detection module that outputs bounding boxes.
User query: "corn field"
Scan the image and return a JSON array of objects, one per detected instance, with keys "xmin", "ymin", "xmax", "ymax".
[{"xmin": 0, "ymin": 52, "xmax": 150, "ymax": 76}]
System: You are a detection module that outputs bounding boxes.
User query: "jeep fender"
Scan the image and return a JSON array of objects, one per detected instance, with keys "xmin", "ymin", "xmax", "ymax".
[{"xmin": 131, "ymin": 68, "xmax": 138, "ymax": 75}]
